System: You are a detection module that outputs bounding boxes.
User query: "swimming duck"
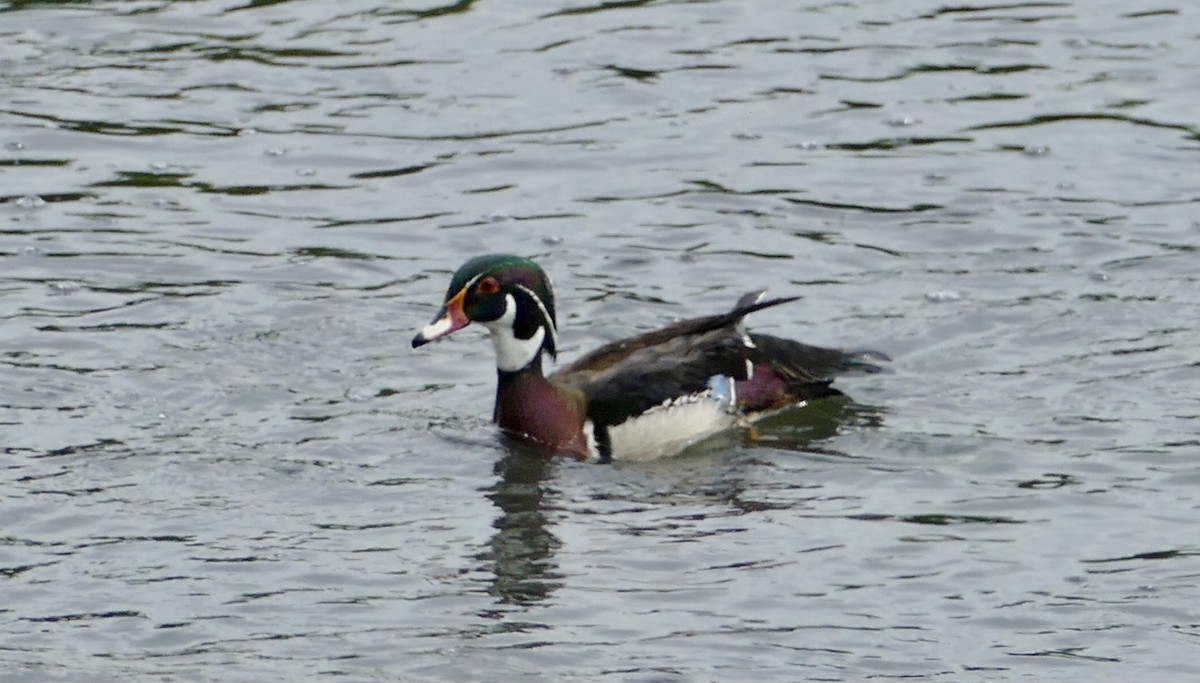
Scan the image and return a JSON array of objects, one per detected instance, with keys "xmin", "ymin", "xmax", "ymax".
[{"xmin": 412, "ymin": 254, "xmax": 887, "ymax": 461}]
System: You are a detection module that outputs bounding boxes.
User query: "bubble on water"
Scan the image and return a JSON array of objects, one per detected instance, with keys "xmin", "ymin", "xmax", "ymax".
[
  {"xmin": 581, "ymin": 143, "xmax": 600, "ymax": 151},
  {"xmin": 48, "ymin": 281, "xmax": 82, "ymax": 295},
  {"xmin": 12, "ymin": 195, "xmax": 47, "ymax": 209},
  {"xmin": 1056, "ymin": 181, "xmax": 1076, "ymax": 190},
  {"xmin": 1023, "ymin": 144, "xmax": 1050, "ymax": 157},
  {"xmin": 797, "ymin": 140, "xmax": 824, "ymax": 150},
  {"xmin": 925, "ymin": 290, "xmax": 961, "ymax": 303},
  {"xmin": 265, "ymin": 148, "xmax": 287, "ymax": 157},
  {"xmin": 1090, "ymin": 271, "xmax": 1111, "ymax": 283},
  {"xmin": 542, "ymin": 235, "xmax": 564, "ymax": 245},
  {"xmin": 485, "ymin": 211, "xmax": 511, "ymax": 223},
  {"xmin": 345, "ymin": 387, "xmax": 377, "ymax": 403},
  {"xmin": 296, "ymin": 168, "xmax": 316, "ymax": 177},
  {"xmin": 887, "ymin": 114, "xmax": 918, "ymax": 127},
  {"xmin": 237, "ymin": 128, "xmax": 257, "ymax": 137},
  {"xmin": 5, "ymin": 141, "xmax": 25, "ymax": 151}
]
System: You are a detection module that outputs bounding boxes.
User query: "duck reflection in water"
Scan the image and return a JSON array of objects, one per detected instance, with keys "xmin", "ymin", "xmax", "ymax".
[
  {"xmin": 473, "ymin": 397, "xmax": 886, "ymax": 607},
  {"xmin": 476, "ymin": 443, "xmax": 563, "ymax": 606}
]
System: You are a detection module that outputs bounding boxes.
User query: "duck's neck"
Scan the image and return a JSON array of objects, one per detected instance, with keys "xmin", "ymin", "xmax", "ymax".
[
  {"xmin": 493, "ymin": 355, "xmax": 590, "ymax": 458},
  {"xmin": 493, "ymin": 353, "xmax": 547, "ymax": 424}
]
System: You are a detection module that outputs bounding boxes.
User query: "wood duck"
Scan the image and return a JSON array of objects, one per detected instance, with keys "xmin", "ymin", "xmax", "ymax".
[{"xmin": 412, "ymin": 254, "xmax": 888, "ymax": 462}]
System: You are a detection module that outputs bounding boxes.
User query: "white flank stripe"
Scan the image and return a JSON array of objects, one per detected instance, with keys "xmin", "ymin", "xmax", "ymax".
[{"xmin": 582, "ymin": 419, "xmax": 601, "ymax": 462}]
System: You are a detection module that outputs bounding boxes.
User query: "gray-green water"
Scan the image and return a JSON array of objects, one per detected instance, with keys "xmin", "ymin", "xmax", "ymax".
[{"xmin": 2, "ymin": 1, "xmax": 1198, "ymax": 681}]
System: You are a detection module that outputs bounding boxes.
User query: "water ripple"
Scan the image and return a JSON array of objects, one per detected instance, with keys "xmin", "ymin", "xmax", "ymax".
[{"xmin": 2, "ymin": 0, "xmax": 1198, "ymax": 681}]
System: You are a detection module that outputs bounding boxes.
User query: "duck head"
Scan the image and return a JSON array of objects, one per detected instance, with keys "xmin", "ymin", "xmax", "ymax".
[{"xmin": 412, "ymin": 254, "xmax": 559, "ymax": 372}]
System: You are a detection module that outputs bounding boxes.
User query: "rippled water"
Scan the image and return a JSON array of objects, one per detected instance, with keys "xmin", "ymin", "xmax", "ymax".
[{"xmin": 3, "ymin": 1, "xmax": 1198, "ymax": 680}]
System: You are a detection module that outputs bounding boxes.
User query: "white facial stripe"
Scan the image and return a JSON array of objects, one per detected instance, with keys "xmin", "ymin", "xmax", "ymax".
[
  {"xmin": 513, "ymin": 283, "xmax": 558, "ymax": 352},
  {"xmin": 484, "ymin": 293, "xmax": 546, "ymax": 372}
]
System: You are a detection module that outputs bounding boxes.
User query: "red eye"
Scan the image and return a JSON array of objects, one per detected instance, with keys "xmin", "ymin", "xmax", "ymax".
[{"xmin": 476, "ymin": 276, "xmax": 500, "ymax": 295}]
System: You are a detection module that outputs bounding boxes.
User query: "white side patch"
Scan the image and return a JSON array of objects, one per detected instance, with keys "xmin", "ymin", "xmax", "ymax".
[
  {"xmin": 606, "ymin": 395, "xmax": 737, "ymax": 461},
  {"xmin": 483, "ymin": 294, "xmax": 546, "ymax": 372}
]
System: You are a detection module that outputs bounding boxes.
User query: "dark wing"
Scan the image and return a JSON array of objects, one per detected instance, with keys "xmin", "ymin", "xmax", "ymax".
[
  {"xmin": 555, "ymin": 293, "xmax": 798, "ymax": 378},
  {"xmin": 561, "ymin": 331, "xmax": 752, "ymax": 430},
  {"xmin": 735, "ymin": 334, "xmax": 892, "ymax": 409},
  {"xmin": 553, "ymin": 293, "xmax": 798, "ymax": 429},
  {"xmin": 748, "ymin": 334, "xmax": 890, "ymax": 385}
]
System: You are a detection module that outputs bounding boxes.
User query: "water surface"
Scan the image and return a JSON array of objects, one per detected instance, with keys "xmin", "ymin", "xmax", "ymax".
[{"xmin": 2, "ymin": 1, "xmax": 1198, "ymax": 681}]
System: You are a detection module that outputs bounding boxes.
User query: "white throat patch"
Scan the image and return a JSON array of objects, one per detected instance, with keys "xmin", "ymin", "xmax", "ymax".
[{"xmin": 484, "ymin": 293, "xmax": 547, "ymax": 372}]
